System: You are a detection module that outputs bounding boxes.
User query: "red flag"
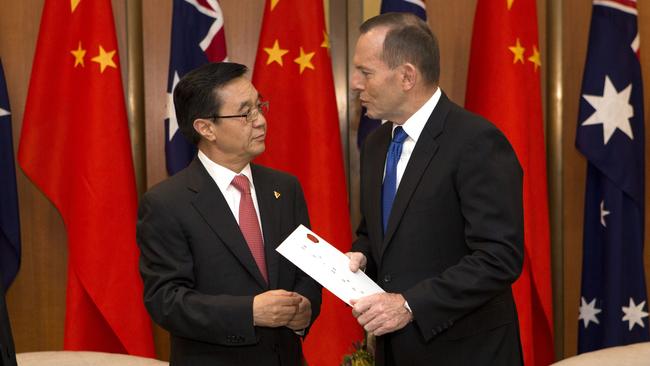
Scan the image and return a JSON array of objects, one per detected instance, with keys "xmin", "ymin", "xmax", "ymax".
[
  {"xmin": 466, "ymin": 1, "xmax": 554, "ymax": 365},
  {"xmin": 18, "ymin": 0, "xmax": 155, "ymax": 357},
  {"xmin": 252, "ymin": 0, "xmax": 363, "ymax": 364}
]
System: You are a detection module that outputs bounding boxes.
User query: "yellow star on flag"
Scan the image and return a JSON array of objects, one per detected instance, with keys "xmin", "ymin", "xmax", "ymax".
[
  {"xmin": 528, "ymin": 45, "xmax": 541, "ymax": 71},
  {"xmin": 294, "ymin": 47, "xmax": 315, "ymax": 74},
  {"xmin": 71, "ymin": 41, "xmax": 86, "ymax": 67},
  {"xmin": 508, "ymin": 38, "xmax": 525, "ymax": 64},
  {"xmin": 507, "ymin": 0, "xmax": 515, "ymax": 10},
  {"xmin": 271, "ymin": 0, "xmax": 279, "ymax": 11},
  {"xmin": 321, "ymin": 31, "xmax": 330, "ymax": 50},
  {"xmin": 71, "ymin": 0, "xmax": 81, "ymax": 13},
  {"xmin": 264, "ymin": 39, "xmax": 289, "ymax": 66},
  {"xmin": 91, "ymin": 45, "xmax": 117, "ymax": 73}
]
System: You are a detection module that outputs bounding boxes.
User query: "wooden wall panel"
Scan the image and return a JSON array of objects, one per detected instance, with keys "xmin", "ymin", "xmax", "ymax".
[{"xmin": 561, "ymin": 0, "xmax": 591, "ymax": 357}]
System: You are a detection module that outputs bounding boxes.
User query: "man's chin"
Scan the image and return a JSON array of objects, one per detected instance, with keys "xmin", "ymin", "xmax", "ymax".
[
  {"xmin": 364, "ymin": 109, "xmax": 378, "ymax": 120},
  {"xmin": 251, "ymin": 144, "xmax": 265, "ymax": 158}
]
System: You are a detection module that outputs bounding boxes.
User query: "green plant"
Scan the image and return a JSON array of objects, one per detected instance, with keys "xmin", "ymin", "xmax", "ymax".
[{"xmin": 341, "ymin": 339, "xmax": 374, "ymax": 366}]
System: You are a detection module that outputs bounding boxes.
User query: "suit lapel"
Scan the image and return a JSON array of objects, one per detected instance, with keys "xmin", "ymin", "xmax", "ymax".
[
  {"xmin": 187, "ymin": 159, "xmax": 269, "ymax": 289},
  {"xmin": 251, "ymin": 165, "xmax": 281, "ymax": 290},
  {"xmin": 367, "ymin": 123, "xmax": 392, "ymax": 245},
  {"xmin": 381, "ymin": 93, "xmax": 452, "ymax": 257}
]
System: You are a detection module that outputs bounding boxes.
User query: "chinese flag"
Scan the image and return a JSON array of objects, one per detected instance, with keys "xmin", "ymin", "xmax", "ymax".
[
  {"xmin": 465, "ymin": 1, "xmax": 554, "ymax": 365},
  {"xmin": 252, "ymin": 0, "xmax": 363, "ymax": 364},
  {"xmin": 18, "ymin": 0, "xmax": 155, "ymax": 357}
]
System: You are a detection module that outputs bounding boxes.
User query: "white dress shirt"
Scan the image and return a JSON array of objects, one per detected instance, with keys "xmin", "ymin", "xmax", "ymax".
[
  {"xmin": 384, "ymin": 87, "xmax": 442, "ymax": 189},
  {"xmin": 197, "ymin": 150, "xmax": 264, "ymax": 235}
]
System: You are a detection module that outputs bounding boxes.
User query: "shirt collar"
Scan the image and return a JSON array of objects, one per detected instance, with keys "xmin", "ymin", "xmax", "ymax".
[
  {"xmin": 197, "ymin": 150, "xmax": 254, "ymax": 192},
  {"xmin": 392, "ymin": 87, "xmax": 441, "ymax": 142}
]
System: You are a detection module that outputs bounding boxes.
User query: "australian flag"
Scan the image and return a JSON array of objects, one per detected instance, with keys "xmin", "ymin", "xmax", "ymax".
[
  {"xmin": 357, "ymin": 0, "xmax": 426, "ymax": 148},
  {"xmin": 165, "ymin": 0, "xmax": 228, "ymax": 175},
  {"xmin": 576, "ymin": 0, "xmax": 648, "ymax": 353},
  {"xmin": 0, "ymin": 59, "xmax": 21, "ymax": 290}
]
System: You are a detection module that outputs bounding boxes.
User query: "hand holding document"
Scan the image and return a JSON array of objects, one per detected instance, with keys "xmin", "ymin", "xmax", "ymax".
[{"xmin": 276, "ymin": 225, "xmax": 384, "ymax": 306}]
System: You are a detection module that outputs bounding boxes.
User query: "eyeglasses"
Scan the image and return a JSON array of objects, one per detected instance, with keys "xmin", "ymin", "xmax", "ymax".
[{"xmin": 207, "ymin": 101, "xmax": 270, "ymax": 124}]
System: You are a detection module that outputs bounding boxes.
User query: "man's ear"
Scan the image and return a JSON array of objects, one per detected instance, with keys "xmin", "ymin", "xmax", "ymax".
[
  {"xmin": 193, "ymin": 118, "xmax": 216, "ymax": 142},
  {"xmin": 400, "ymin": 63, "xmax": 418, "ymax": 91}
]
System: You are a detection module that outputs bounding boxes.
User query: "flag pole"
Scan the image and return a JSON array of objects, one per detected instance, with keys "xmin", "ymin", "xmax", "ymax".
[{"xmin": 126, "ymin": 0, "xmax": 147, "ymax": 196}]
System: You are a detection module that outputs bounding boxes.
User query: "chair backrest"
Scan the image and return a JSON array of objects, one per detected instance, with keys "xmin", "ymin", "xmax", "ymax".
[
  {"xmin": 551, "ymin": 342, "xmax": 650, "ymax": 366},
  {"xmin": 16, "ymin": 351, "xmax": 168, "ymax": 366}
]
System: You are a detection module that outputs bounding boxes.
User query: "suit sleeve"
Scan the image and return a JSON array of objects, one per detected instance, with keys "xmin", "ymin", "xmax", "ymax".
[
  {"xmin": 289, "ymin": 178, "xmax": 322, "ymax": 328},
  {"xmin": 402, "ymin": 127, "xmax": 524, "ymax": 342},
  {"xmin": 137, "ymin": 192, "xmax": 257, "ymax": 346}
]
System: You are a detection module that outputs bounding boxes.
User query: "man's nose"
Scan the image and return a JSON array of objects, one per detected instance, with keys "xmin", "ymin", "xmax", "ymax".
[
  {"xmin": 351, "ymin": 71, "xmax": 364, "ymax": 92},
  {"xmin": 252, "ymin": 112, "xmax": 267, "ymax": 128}
]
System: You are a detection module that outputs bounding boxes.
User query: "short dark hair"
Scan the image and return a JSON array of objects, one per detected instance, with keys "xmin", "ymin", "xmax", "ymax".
[
  {"xmin": 173, "ymin": 62, "xmax": 248, "ymax": 145},
  {"xmin": 360, "ymin": 12, "xmax": 440, "ymax": 85}
]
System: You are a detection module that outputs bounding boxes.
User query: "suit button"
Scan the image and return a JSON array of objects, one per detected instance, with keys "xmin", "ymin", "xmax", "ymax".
[{"xmin": 383, "ymin": 274, "xmax": 392, "ymax": 283}]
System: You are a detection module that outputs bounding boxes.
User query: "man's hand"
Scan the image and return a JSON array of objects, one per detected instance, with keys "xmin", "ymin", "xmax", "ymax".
[
  {"xmin": 253, "ymin": 289, "xmax": 301, "ymax": 327},
  {"xmin": 286, "ymin": 294, "xmax": 312, "ymax": 330},
  {"xmin": 350, "ymin": 293, "xmax": 413, "ymax": 336},
  {"xmin": 345, "ymin": 252, "xmax": 367, "ymax": 272}
]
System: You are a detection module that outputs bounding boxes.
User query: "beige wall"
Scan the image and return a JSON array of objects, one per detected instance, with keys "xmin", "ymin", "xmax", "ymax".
[{"xmin": 0, "ymin": 0, "xmax": 649, "ymax": 361}]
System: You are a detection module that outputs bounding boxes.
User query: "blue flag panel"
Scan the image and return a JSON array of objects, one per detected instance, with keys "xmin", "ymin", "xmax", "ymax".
[
  {"xmin": 576, "ymin": 1, "xmax": 648, "ymax": 352},
  {"xmin": 165, "ymin": 0, "xmax": 227, "ymax": 175},
  {"xmin": 356, "ymin": 0, "xmax": 426, "ymax": 148},
  {"xmin": 0, "ymin": 59, "xmax": 21, "ymax": 289}
]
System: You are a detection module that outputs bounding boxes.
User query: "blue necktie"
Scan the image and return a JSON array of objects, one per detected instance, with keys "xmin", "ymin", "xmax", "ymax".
[{"xmin": 382, "ymin": 126, "xmax": 407, "ymax": 233}]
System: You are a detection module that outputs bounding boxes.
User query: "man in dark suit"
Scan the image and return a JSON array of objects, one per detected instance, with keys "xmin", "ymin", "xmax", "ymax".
[
  {"xmin": 137, "ymin": 62, "xmax": 321, "ymax": 365},
  {"xmin": 0, "ymin": 275, "xmax": 17, "ymax": 366},
  {"xmin": 347, "ymin": 13, "xmax": 525, "ymax": 365}
]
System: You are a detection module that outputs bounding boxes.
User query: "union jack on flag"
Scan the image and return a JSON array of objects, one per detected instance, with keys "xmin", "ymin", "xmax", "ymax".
[{"xmin": 165, "ymin": 0, "xmax": 228, "ymax": 175}]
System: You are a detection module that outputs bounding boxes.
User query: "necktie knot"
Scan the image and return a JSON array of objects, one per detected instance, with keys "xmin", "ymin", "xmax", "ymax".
[
  {"xmin": 392, "ymin": 126, "xmax": 408, "ymax": 144},
  {"xmin": 231, "ymin": 175, "xmax": 251, "ymax": 194}
]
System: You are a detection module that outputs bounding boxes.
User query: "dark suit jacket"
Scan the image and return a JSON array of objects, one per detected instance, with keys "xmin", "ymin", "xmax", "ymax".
[
  {"xmin": 353, "ymin": 93, "xmax": 524, "ymax": 366},
  {"xmin": 137, "ymin": 159, "xmax": 321, "ymax": 366},
  {"xmin": 0, "ymin": 278, "xmax": 17, "ymax": 366}
]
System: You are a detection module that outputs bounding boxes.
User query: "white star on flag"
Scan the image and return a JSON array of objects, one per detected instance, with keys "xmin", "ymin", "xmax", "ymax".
[
  {"xmin": 581, "ymin": 75, "xmax": 634, "ymax": 144},
  {"xmin": 579, "ymin": 297, "xmax": 602, "ymax": 328},
  {"xmin": 166, "ymin": 71, "xmax": 180, "ymax": 142},
  {"xmin": 600, "ymin": 200, "xmax": 610, "ymax": 227},
  {"xmin": 0, "ymin": 107, "xmax": 9, "ymax": 117},
  {"xmin": 622, "ymin": 298, "xmax": 648, "ymax": 331}
]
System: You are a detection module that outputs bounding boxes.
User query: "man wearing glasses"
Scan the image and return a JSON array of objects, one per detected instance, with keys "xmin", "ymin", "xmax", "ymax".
[{"xmin": 137, "ymin": 62, "xmax": 321, "ymax": 365}]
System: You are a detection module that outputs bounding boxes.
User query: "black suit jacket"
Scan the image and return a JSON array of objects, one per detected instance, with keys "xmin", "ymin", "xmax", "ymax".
[
  {"xmin": 0, "ymin": 278, "xmax": 16, "ymax": 366},
  {"xmin": 353, "ymin": 93, "xmax": 524, "ymax": 366},
  {"xmin": 137, "ymin": 159, "xmax": 321, "ymax": 366}
]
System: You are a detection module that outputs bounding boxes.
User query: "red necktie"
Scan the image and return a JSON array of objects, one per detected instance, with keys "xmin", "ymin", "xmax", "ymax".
[{"xmin": 231, "ymin": 175, "xmax": 268, "ymax": 284}]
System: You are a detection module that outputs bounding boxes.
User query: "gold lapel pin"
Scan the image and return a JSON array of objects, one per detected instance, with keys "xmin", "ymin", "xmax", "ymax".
[{"xmin": 274, "ymin": 191, "xmax": 281, "ymax": 199}]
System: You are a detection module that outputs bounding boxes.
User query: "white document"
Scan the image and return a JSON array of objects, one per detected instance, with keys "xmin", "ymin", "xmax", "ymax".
[{"xmin": 276, "ymin": 225, "xmax": 385, "ymax": 306}]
